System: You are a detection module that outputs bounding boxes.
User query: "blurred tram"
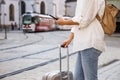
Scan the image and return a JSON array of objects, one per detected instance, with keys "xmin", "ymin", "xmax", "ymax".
[{"xmin": 22, "ymin": 12, "xmax": 56, "ymax": 32}]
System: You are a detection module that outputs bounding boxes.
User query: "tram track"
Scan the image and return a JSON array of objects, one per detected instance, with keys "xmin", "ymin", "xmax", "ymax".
[
  {"xmin": 0, "ymin": 47, "xmax": 58, "ymax": 63},
  {"xmin": 0, "ymin": 49, "xmax": 76, "ymax": 79},
  {"xmin": 0, "ymin": 33, "xmax": 44, "ymax": 51},
  {"xmin": 0, "ymin": 31, "xmax": 66, "ymax": 51},
  {"xmin": 0, "ymin": 31, "xmax": 68, "ymax": 63},
  {"xmin": 0, "ymin": 33, "xmax": 52, "ymax": 63},
  {"xmin": 0, "ymin": 31, "xmax": 72, "ymax": 79}
]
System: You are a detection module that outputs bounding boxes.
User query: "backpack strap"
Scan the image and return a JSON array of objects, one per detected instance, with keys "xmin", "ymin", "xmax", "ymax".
[{"xmin": 96, "ymin": 0, "xmax": 106, "ymax": 22}]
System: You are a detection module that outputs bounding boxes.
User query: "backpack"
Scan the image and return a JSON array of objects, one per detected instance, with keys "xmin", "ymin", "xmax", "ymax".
[{"xmin": 96, "ymin": 4, "xmax": 119, "ymax": 36}]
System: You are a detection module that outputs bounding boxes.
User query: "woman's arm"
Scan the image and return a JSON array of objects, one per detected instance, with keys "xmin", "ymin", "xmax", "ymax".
[
  {"xmin": 61, "ymin": 32, "xmax": 74, "ymax": 48},
  {"xmin": 55, "ymin": 18, "xmax": 79, "ymax": 25}
]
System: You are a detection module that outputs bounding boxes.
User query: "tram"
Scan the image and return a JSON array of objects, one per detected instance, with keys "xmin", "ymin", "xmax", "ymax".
[{"xmin": 22, "ymin": 12, "xmax": 56, "ymax": 32}]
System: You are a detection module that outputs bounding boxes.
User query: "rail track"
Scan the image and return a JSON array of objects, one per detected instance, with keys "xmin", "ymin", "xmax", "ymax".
[{"xmin": 0, "ymin": 31, "xmax": 73, "ymax": 79}]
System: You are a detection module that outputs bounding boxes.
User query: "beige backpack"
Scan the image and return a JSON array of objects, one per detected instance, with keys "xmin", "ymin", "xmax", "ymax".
[{"xmin": 96, "ymin": 4, "xmax": 119, "ymax": 36}]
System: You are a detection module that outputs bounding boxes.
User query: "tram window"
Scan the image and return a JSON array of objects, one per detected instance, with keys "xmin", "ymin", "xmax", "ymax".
[
  {"xmin": 23, "ymin": 16, "xmax": 32, "ymax": 24},
  {"xmin": 31, "ymin": 17, "xmax": 35, "ymax": 23},
  {"xmin": 32, "ymin": 17, "xmax": 40, "ymax": 24},
  {"xmin": 35, "ymin": 18, "xmax": 40, "ymax": 24}
]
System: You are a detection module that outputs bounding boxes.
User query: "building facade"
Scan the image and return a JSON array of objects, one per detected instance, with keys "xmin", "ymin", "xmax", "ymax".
[
  {"xmin": 0, "ymin": 0, "xmax": 120, "ymax": 30},
  {"xmin": 0, "ymin": 0, "xmax": 66, "ymax": 30},
  {"xmin": 66, "ymin": 0, "xmax": 120, "ymax": 17}
]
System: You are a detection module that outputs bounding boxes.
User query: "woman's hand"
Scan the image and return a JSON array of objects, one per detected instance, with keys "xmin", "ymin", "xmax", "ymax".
[
  {"xmin": 55, "ymin": 18, "xmax": 79, "ymax": 25},
  {"xmin": 55, "ymin": 18, "xmax": 65, "ymax": 25},
  {"xmin": 61, "ymin": 39, "xmax": 71, "ymax": 48},
  {"xmin": 61, "ymin": 32, "xmax": 74, "ymax": 48}
]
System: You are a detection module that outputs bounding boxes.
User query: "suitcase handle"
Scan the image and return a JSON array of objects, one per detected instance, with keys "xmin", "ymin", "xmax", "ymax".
[{"xmin": 59, "ymin": 45, "xmax": 70, "ymax": 80}]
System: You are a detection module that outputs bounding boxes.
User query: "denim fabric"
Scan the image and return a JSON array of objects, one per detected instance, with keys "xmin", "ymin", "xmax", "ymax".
[{"xmin": 74, "ymin": 48, "xmax": 101, "ymax": 80}]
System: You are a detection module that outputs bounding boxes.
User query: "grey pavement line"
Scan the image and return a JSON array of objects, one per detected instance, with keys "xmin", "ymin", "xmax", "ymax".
[
  {"xmin": 0, "ymin": 51, "xmax": 76, "ymax": 79},
  {"xmin": 98, "ymin": 60, "xmax": 120, "ymax": 80},
  {"xmin": 0, "ymin": 39, "xmax": 5, "ymax": 40},
  {"xmin": 0, "ymin": 31, "xmax": 27, "ymax": 40},
  {"xmin": 0, "ymin": 30, "xmax": 22, "ymax": 33},
  {"xmin": 105, "ymin": 62, "xmax": 120, "ymax": 80},
  {"xmin": 98, "ymin": 59, "xmax": 120, "ymax": 69},
  {"xmin": 0, "ymin": 47, "xmax": 58, "ymax": 62},
  {"xmin": 99, "ymin": 60, "xmax": 120, "ymax": 75},
  {"xmin": 0, "ymin": 35, "xmax": 44, "ymax": 51}
]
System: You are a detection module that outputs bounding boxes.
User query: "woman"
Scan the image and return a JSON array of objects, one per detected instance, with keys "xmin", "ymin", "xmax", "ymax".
[{"xmin": 55, "ymin": 0, "xmax": 106, "ymax": 80}]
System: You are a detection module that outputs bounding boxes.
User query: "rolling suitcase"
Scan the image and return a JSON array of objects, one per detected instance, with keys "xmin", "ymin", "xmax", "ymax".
[{"xmin": 42, "ymin": 46, "xmax": 73, "ymax": 80}]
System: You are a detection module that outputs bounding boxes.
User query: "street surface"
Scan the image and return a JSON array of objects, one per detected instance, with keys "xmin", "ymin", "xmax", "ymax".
[{"xmin": 0, "ymin": 30, "xmax": 120, "ymax": 80}]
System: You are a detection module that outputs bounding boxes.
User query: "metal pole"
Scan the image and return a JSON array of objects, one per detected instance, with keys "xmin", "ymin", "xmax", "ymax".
[
  {"xmin": 0, "ymin": 13, "xmax": 2, "ymax": 31},
  {"xmin": 4, "ymin": 13, "xmax": 7, "ymax": 39},
  {"xmin": 0, "ymin": 1, "xmax": 1, "ymax": 31},
  {"xmin": 19, "ymin": 0, "xmax": 21, "ymax": 30}
]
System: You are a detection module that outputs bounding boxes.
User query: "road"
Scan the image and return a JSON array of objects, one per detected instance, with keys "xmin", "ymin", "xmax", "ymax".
[
  {"xmin": 0, "ymin": 31, "xmax": 73, "ymax": 79},
  {"xmin": 0, "ymin": 30, "xmax": 120, "ymax": 80}
]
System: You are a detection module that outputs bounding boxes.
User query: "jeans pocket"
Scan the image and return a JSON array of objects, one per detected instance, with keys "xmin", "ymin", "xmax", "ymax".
[{"xmin": 91, "ymin": 48, "xmax": 102, "ymax": 56}]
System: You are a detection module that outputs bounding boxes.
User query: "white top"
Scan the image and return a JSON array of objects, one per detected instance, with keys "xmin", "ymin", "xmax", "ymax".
[{"xmin": 71, "ymin": 0, "xmax": 106, "ymax": 52}]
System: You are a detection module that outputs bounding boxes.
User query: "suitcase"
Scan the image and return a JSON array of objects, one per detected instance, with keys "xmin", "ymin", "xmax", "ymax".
[{"xmin": 42, "ymin": 46, "xmax": 73, "ymax": 80}]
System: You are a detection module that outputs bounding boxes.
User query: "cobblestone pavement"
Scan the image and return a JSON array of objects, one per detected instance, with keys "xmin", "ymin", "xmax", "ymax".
[
  {"xmin": 0, "ymin": 30, "xmax": 120, "ymax": 80},
  {"xmin": 98, "ymin": 61, "xmax": 120, "ymax": 80}
]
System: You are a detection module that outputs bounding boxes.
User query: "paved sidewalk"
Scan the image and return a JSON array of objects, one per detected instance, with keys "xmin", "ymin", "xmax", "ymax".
[
  {"xmin": 0, "ymin": 30, "xmax": 26, "ymax": 43},
  {"xmin": 1, "ymin": 46, "xmax": 120, "ymax": 80},
  {"xmin": 0, "ymin": 31, "xmax": 120, "ymax": 80},
  {"xmin": 98, "ymin": 60, "xmax": 120, "ymax": 80},
  {"xmin": 1, "ymin": 31, "xmax": 120, "ymax": 67}
]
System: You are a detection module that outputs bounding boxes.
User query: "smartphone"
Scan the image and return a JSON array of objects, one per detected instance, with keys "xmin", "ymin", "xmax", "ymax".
[{"xmin": 49, "ymin": 15, "xmax": 59, "ymax": 20}]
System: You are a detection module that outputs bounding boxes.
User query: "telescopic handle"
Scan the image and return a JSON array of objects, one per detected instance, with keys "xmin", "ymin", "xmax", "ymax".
[{"xmin": 59, "ymin": 45, "xmax": 70, "ymax": 74}]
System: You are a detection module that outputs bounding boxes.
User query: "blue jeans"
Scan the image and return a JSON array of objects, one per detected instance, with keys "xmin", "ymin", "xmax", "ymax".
[{"xmin": 74, "ymin": 48, "xmax": 101, "ymax": 80}]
